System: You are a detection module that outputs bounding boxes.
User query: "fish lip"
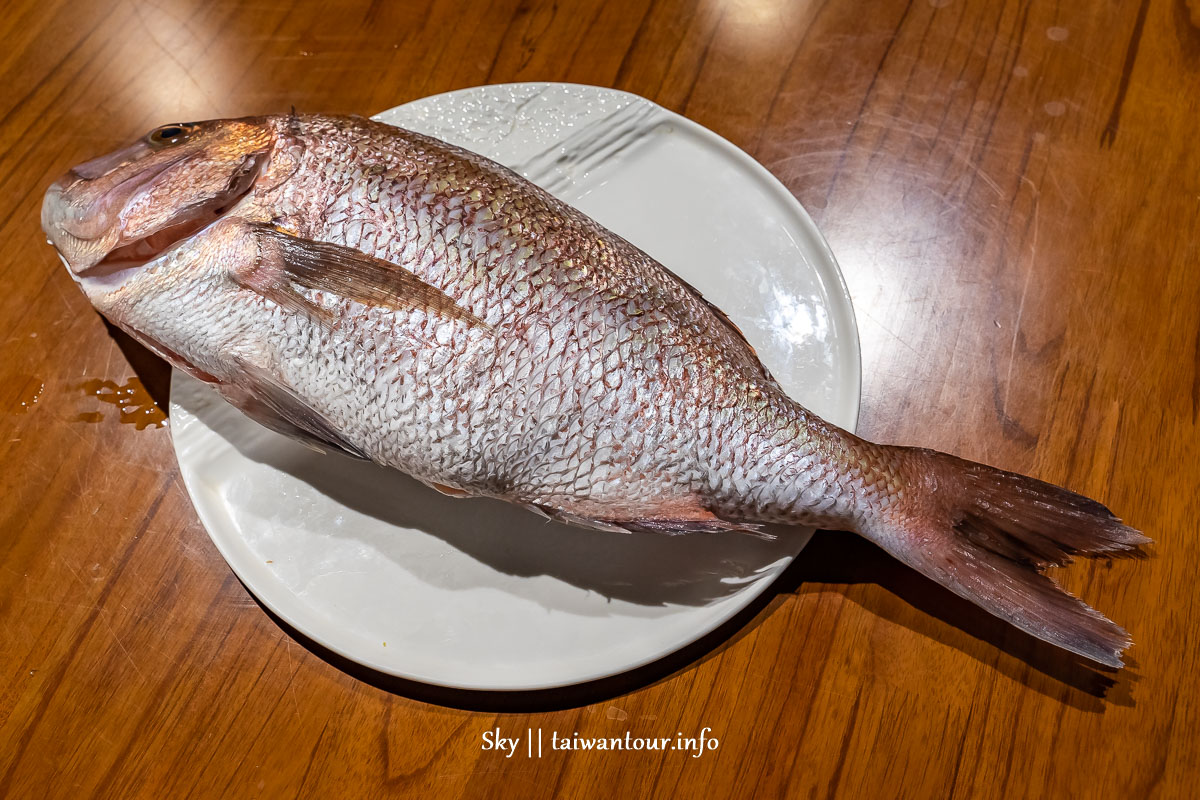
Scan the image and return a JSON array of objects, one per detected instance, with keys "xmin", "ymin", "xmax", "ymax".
[
  {"xmin": 52, "ymin": 150, "xmax": 187, "ymax": 243},
  {"xmin": 74, "ymin": 151, "xmax": 266, "ymax": 281}
]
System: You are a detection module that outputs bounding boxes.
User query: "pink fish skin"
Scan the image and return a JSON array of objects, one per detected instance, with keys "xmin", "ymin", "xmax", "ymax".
[{"xmin": 41, "ymin": 115, "xmax": 1149, "ymax": 667}]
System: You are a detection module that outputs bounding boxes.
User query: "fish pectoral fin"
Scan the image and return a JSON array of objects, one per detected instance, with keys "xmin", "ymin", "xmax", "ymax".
[
  {"xmin": 230, "ymin": 262, "xmax": 336, "ymax": 328},
  {"xmin": 249, "ymin": 224, "xmax": 491, "ymax": 332},
  {"xmin": 224, "ymin": 357, "xmax": 368, "ymax": 460}
]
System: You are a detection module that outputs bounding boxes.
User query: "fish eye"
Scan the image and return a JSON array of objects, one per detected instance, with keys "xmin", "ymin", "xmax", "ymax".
[{"xmin": 147, "ymin": 123, "xmax": 195, "ymax": 147}]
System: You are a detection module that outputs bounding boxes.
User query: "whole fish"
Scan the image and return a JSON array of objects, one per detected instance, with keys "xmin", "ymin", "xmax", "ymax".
[{"xmin": 42, "ymin": 114, "xmax": 1147, "ymax": 667}]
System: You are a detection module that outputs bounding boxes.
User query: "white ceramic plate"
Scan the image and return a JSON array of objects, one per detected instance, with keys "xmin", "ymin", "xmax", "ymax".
[{"xmin": 169, "ymin": 84, "xmax": 860, "ymax": 691}]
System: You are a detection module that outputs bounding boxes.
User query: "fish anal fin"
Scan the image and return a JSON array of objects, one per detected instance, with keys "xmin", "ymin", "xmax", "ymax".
[
  {"xmin": 430, "ymin": 482, "xmax": 472, "ymax": 498},
  {"xmin": 527, "ymin": 497, "xmax": 770, "ymax": 538}
]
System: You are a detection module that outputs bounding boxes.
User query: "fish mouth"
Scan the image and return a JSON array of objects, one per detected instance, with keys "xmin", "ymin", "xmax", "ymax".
[{"xmin": 75, "ymin": 153, "xmax": 266, "ymax": 282}]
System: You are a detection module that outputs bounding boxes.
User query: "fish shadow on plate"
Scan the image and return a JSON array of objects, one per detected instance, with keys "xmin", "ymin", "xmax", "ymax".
[
  {"xmin": 171, "ymin": 368, "xmax": 1134, "ymax": 711},
  {"xmin": 176, "ymin": 371, "xmax": 803, "ymax": 610}
]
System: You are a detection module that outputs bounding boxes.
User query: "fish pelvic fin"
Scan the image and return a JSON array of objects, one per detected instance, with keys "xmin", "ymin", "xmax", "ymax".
[
  {"xmin": 223, "ymin": 356, "xmax": 368, "ymax": 460},
  {"xmin": 860, "ymin": 446, "xmax": 1149, "ymax": 668}
]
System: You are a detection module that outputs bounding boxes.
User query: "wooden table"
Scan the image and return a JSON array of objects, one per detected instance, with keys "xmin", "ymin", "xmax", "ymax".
[{"xmin": 2, "ymin": 0, "xmax": 1196, "ymax": 796}]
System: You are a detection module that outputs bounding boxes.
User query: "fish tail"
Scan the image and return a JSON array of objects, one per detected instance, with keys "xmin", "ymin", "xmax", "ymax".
[{"xmin": 857, "ymin": 446, "xmax": 1150, "ymax": 667}]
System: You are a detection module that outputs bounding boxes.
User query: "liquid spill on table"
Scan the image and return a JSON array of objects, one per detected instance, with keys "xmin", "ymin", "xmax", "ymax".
[
  {"xmin": 77, "ymin": 377, "xmax": 166, "ymax": 429},
  {"xmin": 9, "ymin": 375, "xmax": 44, "ymax": 413}
]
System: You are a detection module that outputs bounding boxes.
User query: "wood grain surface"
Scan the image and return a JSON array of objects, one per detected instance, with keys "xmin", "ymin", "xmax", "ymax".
[{"xmin": 2, "ymin": 0, "xmax": 1197, "ymax": 797}]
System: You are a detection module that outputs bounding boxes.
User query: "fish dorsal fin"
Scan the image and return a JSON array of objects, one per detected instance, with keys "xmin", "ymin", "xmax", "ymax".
[
  {"xmin": 652, "ymin": 261, "xmax": 779, "ymax": 386},
  {"xmin": 251, "ymin": 224, "xmax": 491, "ymax": 331}
]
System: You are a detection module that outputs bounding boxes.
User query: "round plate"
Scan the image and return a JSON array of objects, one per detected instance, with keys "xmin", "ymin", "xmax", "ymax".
[{"xmin": 169, "ymin": 83, "xmax": 860, "ymax": 691}]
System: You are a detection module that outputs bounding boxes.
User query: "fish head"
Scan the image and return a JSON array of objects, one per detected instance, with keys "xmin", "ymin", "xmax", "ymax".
[
  {"xmin": 40, "ymin": 117, "xmax": 286, "ymax": 279},
  {"xmin": 42, "ymin": 116, "xmax": 305, "ymax": 380}
]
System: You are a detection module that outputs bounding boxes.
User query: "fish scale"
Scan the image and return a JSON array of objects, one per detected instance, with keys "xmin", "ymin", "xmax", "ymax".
[
  {"xmin": 288, "ymin": 125, "xmax": 748, "ymax": 513},
  {"xmin": 43, "ymin": 113, "xmax": 1149, "ymax": 667}
]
